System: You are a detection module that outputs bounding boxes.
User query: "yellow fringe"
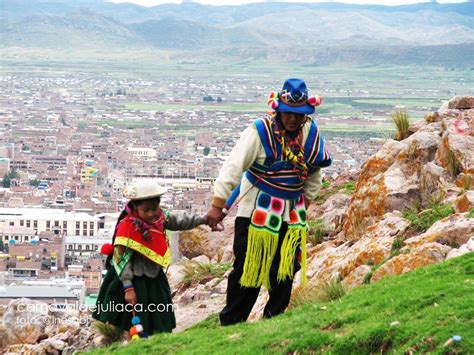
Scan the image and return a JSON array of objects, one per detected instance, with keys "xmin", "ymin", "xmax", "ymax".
[
  {"xmin": 277, "ymin": 226, "xmax": 307, "ymax": 286},
  {"xmin": 240, "ymin": 225, "xmax": 279, "ymax": 289}
]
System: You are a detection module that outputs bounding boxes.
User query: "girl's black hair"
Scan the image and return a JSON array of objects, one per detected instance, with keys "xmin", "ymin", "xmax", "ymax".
[
  {"xmin": 104, "ymin": 196, "xmax": 161, "ymax": 268},
  {"xmin": 129, "ymin": 196, "xmax": 161, "ymax": 210}
]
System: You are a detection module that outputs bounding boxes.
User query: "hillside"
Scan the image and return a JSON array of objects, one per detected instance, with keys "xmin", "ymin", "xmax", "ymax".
[
  {"xmin": 1, "ymin": 95, "xmax": 473, "ymax": 354},
  {"xmin": 90, "ymin": 253, "xmax": 474, "ymax": 354},
  {"xmin": 1, "ymin": 1, "xmax": 473, "ymax": 66}
]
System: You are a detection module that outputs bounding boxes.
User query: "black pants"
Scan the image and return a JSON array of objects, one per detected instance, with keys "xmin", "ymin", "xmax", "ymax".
[{"xmin": 219, "ymin": 217, "xmax": 300, "ymax": 326}]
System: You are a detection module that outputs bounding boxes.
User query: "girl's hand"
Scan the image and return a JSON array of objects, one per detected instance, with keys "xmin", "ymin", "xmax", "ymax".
[
  {"xmin": 124, "ymin": 289, "xmax": 137, "ymax": 306},
  {"xmin": 212, "ymin": 221, "xmax": 225, "ymax": 232}
]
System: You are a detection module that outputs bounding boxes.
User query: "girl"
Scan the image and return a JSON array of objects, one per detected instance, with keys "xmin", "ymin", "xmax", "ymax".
[{"xmin": 93, "ymin": 181, "xmax": 209, "ymax": 335}]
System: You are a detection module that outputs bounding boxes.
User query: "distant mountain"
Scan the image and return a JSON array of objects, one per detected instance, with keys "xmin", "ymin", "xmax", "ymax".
[
  {"xmin": 1, "ymin": 8, "xmax": 145, "ymax": 50},
  {"xmin": 1, "ymin": 0, "xmax": 473, "ymax": 66}
]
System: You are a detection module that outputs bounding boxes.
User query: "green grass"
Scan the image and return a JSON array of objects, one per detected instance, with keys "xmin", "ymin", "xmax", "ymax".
[
  {"xmin": 341, "ymin": 181, "xmax": 356, "ymax": 194},
  {"xmin": 88, "ymin": 253, "xmax": 474, "ymax": 354},
  {"xmin": 403, "ymin": 203, "xmax": 455, "ymax": 233},
  {"xmin": 125, "ymin": 102, "xmax": 265, "ymax": 113},
  {"xmin": 468, "ymin": 209, "xmax": 474, "ymax": 219},
  {"xmin": 353, "ymin": 98, "xmax": 442, "ymax": 109},
  {"xmin": 390, "ymin": 236, "xmax": 406, "ymax": 258}
]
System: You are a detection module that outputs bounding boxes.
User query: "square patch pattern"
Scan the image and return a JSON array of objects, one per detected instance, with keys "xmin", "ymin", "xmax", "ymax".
[{"xmin": 251, "ymin": 191, "xmax": 285, "ymax": 232}]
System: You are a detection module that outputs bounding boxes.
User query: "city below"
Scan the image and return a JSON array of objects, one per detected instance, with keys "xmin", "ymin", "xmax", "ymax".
[{"xmin": 0, "ymin": 66, "xmax": 438, "ymax": 304}]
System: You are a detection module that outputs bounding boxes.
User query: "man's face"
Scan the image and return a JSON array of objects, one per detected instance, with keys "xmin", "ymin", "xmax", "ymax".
[{"xmin": 280, "ymin": 112, "xmax": 306, "ymax": 132}]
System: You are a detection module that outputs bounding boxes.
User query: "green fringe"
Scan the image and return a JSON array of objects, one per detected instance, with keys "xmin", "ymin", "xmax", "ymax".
[
  {"xmin": 240, "ymin": 225, "xmax": 279, "ymax": 290},
  {"xmin": 277, "ymin": 225, "xmax": 307, "ymax": 286}
]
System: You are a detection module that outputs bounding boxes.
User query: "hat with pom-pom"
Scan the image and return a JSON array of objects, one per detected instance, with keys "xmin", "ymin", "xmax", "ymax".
[{"xmin": 267, "ymin": 78, "xmax": 321, "ymax": 115}]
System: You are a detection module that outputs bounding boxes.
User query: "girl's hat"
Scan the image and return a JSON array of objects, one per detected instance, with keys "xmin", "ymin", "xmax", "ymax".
[
  {"xmin": 123, "ymin": 181, "xmax": 168, "ymax": 200},
  {"xmin": 267, "ymin": 78, "xmax": 322, "ymax": 115}
]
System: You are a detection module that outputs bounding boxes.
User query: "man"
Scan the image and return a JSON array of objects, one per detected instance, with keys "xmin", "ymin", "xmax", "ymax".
[{"xmin": 207, "ymin": 78, "xmax": 332, "ymax": 325}]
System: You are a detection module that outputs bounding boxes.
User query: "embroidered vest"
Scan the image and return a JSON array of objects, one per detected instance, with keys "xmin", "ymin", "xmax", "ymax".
[
  {"xmin": 113, "ymin": 215, "xmax": 172, "ymax": 269},
  {"xmin": 241, "ymin": 117, "xmax": 331, "ymax": 200}
]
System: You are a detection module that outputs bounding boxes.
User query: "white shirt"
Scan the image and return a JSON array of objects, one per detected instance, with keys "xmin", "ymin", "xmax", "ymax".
[{"xmin": 212, "ymin": 120, "xmax": 322, "ymax": 221}]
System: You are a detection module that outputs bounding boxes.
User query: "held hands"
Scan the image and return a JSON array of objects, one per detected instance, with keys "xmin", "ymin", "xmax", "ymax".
[{"xmin": 205, "ymin": 206, "xmax": 226, "ymax": 232}]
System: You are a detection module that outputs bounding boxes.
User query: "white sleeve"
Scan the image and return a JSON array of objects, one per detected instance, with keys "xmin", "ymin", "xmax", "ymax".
[
  {"xmin": 304, "ymin": 167, "xmax": 322, "ymax": 201},
  {"xmin": 212, "ymin": 125, "xmax": 260, "ymax": 206}
]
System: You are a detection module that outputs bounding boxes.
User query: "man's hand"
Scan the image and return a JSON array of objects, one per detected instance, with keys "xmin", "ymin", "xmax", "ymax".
[{"xmin": 206, "ymin": 206, "xmax": 226, "ymax": 231}]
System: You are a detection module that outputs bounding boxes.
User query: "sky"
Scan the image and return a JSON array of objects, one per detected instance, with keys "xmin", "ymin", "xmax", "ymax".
[{"xmin": 108, "ymin": 0, "xmax": 469, "ymax": 7}]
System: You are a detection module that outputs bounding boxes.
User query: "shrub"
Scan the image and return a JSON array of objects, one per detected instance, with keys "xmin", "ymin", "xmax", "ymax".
[
  {"xmin": 403, "ymin": 203, "xmax": 455, "ymax": 232},
  {"xmin": 307, "ymin": 219, "xmax": 332, "ymax": 246},
  {"xmin": 445, "ymin": 149, "xmax": 462, "ymax": 177},
  {"xmin": 180, "ymin": 261, "xmax": 232, "ymax": 287},
  {"xmin": 391, "ymin": 108, "xmax": 410, "ymax": 141},
  {"xmin": 290, "ymin": 284, "xmax": 319, "ymax": 308},
  {"xmin": 290, "ymin": 278, "xmax": 347, "ymax": 308},
  {"xmin": 390, "ymin": 237, "xmax": 405, "ymax": 258},
  {"xmin": 459, "ymin": 175, "xmax": 472, "ymax": 192},
  {"xmin": 318, "ymin": 278, "xmax": 347, "ymax": 302},
  {"xmin": 92, "ymin": 321, "xmax": 123, "ymax": 344}
]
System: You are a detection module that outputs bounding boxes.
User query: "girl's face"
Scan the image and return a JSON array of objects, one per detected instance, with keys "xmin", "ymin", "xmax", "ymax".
[
  {"xmin": 280, "ymin": 112, "xmax": 306, "ymax": 132},
  {"xmin": 136, "ymin": 200, "xmax": 160, "ymax": 224}
]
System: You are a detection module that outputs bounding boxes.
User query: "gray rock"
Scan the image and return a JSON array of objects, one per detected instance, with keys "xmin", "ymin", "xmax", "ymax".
[
  {"xmin": 419, "ymin": 162, "xmax": 452, "ymax": 206},
  {"xmin": 447, "ymin": 96, "xmax": 474, "ymax": 110},
  {"xmin": 191, "ymin": 255, "xmax": 211, "ymax": 264}
]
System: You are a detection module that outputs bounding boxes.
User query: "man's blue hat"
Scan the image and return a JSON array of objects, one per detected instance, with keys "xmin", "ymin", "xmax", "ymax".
[{"xmin": 267, "ymin": 78, "xmax": 321, "ymax": 115}]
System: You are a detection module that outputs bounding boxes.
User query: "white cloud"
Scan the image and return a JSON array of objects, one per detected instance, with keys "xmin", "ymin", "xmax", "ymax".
[{"xmin": 108, "ymin": 0, "xmax": 468, "ymax": 7}]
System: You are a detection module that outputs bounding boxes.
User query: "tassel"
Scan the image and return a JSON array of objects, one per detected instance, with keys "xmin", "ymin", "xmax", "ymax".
[
  {"xmin": 240, "ymin": 225, "xmax": 278, "ymax": 289},
  {"xmin": 301, "ymin": 227, "xmax": 307, "ymax": 286},
  {"xmin": 277, "ymin": 225, "xmax": 308, "ymax": 286}
]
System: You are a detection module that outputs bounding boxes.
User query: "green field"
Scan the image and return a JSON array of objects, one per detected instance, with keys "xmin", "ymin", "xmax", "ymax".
[
  {"xmin": 2, "ymin": 59, "xmax": 472, "ymax": 135},
  {"xmin": 125, "ymin": 102, "xmax": 266, "ymax": 113}
]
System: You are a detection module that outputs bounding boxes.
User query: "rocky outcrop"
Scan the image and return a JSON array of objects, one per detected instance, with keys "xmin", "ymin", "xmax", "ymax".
[
  {"xmin": 248, "ymin": 96, "xmax": 474, "ymax": 321},
  {"xmin": 343, "ymin": 96, "xmax": 473, "ymax": 241},
  {"xmin": 1, "ymin": 298, "xmax": 101, "ymax": 354}
]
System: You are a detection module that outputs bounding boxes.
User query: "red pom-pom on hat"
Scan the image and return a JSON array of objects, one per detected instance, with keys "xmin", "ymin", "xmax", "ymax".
[
  {"xmin": 100, "ymin": 243, "xmax": 114, "ymax": 256},
  {"xmin": 307, "ymin": 95, "xmax": 322, "ymax": 106},
  {"xmin": 267, "ymin": 91, "xmax": 279, "ymax": 110},
  {"xmin": 268, "ymin": 91, "xmax": 278, "ymax": 99},
  {"xmin": 268, "ymin": 99, "xmax": 279, "ymax": 110}
]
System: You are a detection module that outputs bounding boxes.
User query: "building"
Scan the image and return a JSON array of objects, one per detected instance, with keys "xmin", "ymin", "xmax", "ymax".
[
  {"xmin": 80, "ymin": 166, "xmax": 98, "ymax": 184},
  {"xmin": 0, "ymin": 207, "xmax": 100, "ymax": 237},
  {"xmin": 7, "ymin": 236, "xmax": 64, "ymax": 271},
  {"xmin": 64, "ymin": 235, "xmax": 109, "ymax": 261},
  {"xmin": 0, "ymin": 285, "xmax": 79, "ymax": 305},
  {"xmin": 127, "ymin": 147, "xmax": 157, "ymax": 161},
  {"xmin": 0, "ymin": 226, "xmax": 36, "ymax": 244}
]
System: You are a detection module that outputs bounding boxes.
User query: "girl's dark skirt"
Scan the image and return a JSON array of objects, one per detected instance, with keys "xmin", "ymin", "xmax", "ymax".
[{"xmin": 93, "ymin": 267, "xmax": 176, "ymax": 335}]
